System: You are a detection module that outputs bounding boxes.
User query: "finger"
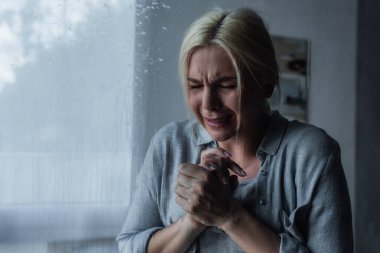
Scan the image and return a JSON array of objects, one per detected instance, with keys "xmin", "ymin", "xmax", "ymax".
[
  {"xmin": 202, "ymin": 154, "xmax": 227, "ymax": 166},
  {"xmin": 176, "ymin": 173, "xmax": 193, "ymax": 188},
  {"xmin": 175, "ymin": 184, "xmax": 189, "ymax": 199},
  {"xmin": 176, "ymin": 194, "xmax": 201, "ymax": 215},
  {"xmin": 200, "ymin": 147, "xmax": 247, "ymax": 177},
  {"xmin": 199, "ymin": 160, "xmax": 217, "ymax": 174},
  {"xmin": 203, "ymin": 155, "xmax": 232, "ymax": 184},
  {"xmin": 229, "ymin": 161, "xmax": 247, "ymax": 177},
  {"xmin": 201, "ymin": 147, "xmax": 231, "ymax": 162},
  {"xmin": 203, "ymin": 153, "xmax": 246, "ymax": 177},
  {"xmin": 203, "ymin": 154, "xmax": 227, "ymax": 169},
  {"xmin": 205, "ymin": 155, "xmax": 244, "ymax": 176},
  {"xmin": 200, "ymin": 153, "xmax": 229, "ymax": 185},
  {"xmin": 180, "ymin": 163, "xmax": 211, "ymax": 181},
  {"xmin": 175, "ymin": 195, "xmax": 188, "ymax": 211},
  {"xmin": 205, "ymin": 162, "xmax": 230, "ymax": 185}
]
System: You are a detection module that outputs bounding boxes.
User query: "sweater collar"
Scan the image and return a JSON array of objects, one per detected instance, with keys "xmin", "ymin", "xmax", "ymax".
[{"xmin": 256, "ymin": 111, "xmax": 287, "ymax": 160}]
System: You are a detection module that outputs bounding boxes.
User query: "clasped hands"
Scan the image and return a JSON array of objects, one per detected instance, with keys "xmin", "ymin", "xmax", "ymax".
[{"xmin": 175, "ymin": 147, "xmax": 247, "ymax": 230}]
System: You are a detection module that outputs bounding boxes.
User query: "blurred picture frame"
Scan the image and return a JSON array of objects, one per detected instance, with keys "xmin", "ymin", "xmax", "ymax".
[{"xmin": 270, "ymin": 35, "xmax": 309, "ymax": 122}]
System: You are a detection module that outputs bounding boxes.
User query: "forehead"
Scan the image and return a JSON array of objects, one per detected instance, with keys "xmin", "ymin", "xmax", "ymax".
[{"xmin": 188, "ymin": 45, "xmax": 236, "ymax": 79}]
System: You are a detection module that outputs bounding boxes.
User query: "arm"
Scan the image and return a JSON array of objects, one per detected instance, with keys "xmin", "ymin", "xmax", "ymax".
[
  {"xmin": 117, "ymin": 134, "xmax": 206, "ymax": 253},
  {"xmin": 116, "ymin": 138, "xmax": 164, "ymax": 252},
  {"xmin": 222, "ymin": 144, "xmax": 353, "ymax": 253},
  {"xmin": 301, "ymin": 144, "xmax": 353, "ymax": 252},
  {"xmin": 220, "ymin": 203, "xmax": 280, "ymax": 253},
  {"xmin": 275, "ymin": 143, "xmax": 353, "ymax": 252},
  {"xmin": 147, "ymin": 213, "xmax": 205, "ymax": 253}
]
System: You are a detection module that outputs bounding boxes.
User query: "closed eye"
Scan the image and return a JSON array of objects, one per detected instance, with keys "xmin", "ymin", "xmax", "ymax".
[
  {"xmin": 188, "ymin": 83, "xmax": 203, "ymax": 89},
  {"xmin": 211, "ymin": 76, "xmax": 237, "ymax": 89},
  {"xmin": 219, "ymin": 84, "xmax": 237, "ymax": 89},
  {"xmin": 187, "ymin": 78, "xmax": 203, "ymax": 89}
]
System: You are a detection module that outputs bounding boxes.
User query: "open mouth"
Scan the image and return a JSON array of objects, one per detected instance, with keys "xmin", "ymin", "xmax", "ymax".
[{"xmin": 204, "ymin": 115, "xmax": 232, "ymax": 128}]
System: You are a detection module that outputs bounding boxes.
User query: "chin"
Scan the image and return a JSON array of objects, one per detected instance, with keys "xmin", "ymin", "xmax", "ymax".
[
  {"xmin": 199, "ymin": 119, "xmax": 238, "ymax": 142},
  {"xmin": 206, "ymin": 129, "xmax": 236, "ymax": 142}
]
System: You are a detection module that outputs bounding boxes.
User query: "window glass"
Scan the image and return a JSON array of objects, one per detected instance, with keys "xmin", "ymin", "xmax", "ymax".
[{"xmin": 0, "ymin": 0, "xmax": 134, "ymax": 205}]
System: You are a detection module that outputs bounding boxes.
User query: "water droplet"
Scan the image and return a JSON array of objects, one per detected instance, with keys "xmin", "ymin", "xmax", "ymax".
[{"xmin": 162, "ymin": 26, "xmax": 167, "ymax": 31}]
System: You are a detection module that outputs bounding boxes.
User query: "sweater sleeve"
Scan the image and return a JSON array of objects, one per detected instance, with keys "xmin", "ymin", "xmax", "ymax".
[
  {"xmin": 116, "ymin": 136, "xmax": 164, "ymax": 253},
  {"xmin": 279, "ymin": 144, "xmax": 353, "ymax": 252}
]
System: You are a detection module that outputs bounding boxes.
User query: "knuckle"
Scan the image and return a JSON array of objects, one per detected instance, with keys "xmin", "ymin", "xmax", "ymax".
[
  {"xmin": 179, "ymin": 163, "xmax": 187, "ymax": 172},
  {"xmin": 201, "ymin": 150, "xmax": 209, "ymax": 158},
  {"xmin": 209, "ymin": 157, "xmax": 221, "ymax": 166},
  {"xmin": 194, "ymin": 183, "xmax": 205, "ymax": 196},
  {"xmin": 202, "ymin": 148, "xmax": 216, "ymax": 157},
  {"xmin": 175, "ymin": 185, "xmax": 180, "ymax": 194},
  {"xmin": 188, "ymin": 204, "xmax": 197, "ymax": 213},
  {"xmin": 189, "ymin": 197, "xmax": 200, "ymax": 212},
  {"xmin": 192, "ymin": 194, "xmax": 200, "ymax": 205},
  {"xmin": 216, "ymin": 147, "xmax": 224, "ymax": 152}
]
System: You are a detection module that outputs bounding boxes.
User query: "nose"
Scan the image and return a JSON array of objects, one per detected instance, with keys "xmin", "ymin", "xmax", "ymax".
[{"xmin": 202, "ymin": 88, "xmax": 221, "ymax": 112}]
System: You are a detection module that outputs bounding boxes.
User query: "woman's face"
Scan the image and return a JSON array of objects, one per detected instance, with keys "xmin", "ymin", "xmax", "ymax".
[{"xmin": 187, "ymin": 45, "xmax": 241, "ymax": 142}]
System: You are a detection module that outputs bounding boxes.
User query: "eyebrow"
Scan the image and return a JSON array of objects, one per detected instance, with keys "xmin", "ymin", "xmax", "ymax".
[{"xmin": 187, "ymin": 76, "xmax": 237, "ymax": 85}]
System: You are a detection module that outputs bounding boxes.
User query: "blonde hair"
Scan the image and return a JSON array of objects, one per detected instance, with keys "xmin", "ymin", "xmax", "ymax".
[{"xmin": 179, "ymin": 8, "xmax": 279, "ymax": 102}]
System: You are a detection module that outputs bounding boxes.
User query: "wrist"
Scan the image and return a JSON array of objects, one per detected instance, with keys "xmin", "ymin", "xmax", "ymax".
[
  {"xmin": 181, "ymin": 213, "xmax": 206, "ymax": 235},
  {"xmin": 218, "ymin": 202, "xmax": 243, "ymax": 232}
]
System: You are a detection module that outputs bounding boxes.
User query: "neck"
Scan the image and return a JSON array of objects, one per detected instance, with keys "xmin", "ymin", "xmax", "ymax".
[{"xmin": 218, "ymin": 111, "xmax": 271, "ymax": 163}]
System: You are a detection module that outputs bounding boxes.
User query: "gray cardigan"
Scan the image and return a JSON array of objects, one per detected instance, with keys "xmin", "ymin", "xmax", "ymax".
[{"xmin": 117, "ymin": 112, "xmax": 353, "ymax": 252}]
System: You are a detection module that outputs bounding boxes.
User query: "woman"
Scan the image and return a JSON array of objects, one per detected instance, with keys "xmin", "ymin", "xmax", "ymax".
[{"xmin": 117, "ymin": 8, "xmax": 353, "ymax": 253}]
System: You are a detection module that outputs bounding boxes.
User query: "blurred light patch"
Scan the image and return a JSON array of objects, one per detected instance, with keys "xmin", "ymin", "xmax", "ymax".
[{"xmin": 0, "ymin": 0, "xmax": 122, "ymax": 92}]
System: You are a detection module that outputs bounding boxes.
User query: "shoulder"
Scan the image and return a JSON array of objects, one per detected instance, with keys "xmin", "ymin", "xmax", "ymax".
[
  {"xmin": 148, "ymin": 119, "xmax": 199, "ymax": 154},
  {"xmin": 275, "ymin": 118, "xmax": 345, "ymax": 200},
  {"xmin": 283, "ymin": 119, "xmax": 339, "ymax": 157},
  {"xmin": 152, "ymin": 119, "xmax": 196, "ymax": 143},
  {"xmin": 154, "ymin": 119, "xmax": 195, "ymax": 139},
  {"xmin": 141, "ymin": 120, "xmax": 196, "ymax": 178}
]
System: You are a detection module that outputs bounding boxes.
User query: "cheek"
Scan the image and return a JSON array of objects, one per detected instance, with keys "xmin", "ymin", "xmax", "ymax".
[
  {"xmin": 223, "ymin": 93, "xmax": 239, "ymax": 112},
  {"xmin": 187, "ymin": 94, "xmax": 201, "ymax": 114}
]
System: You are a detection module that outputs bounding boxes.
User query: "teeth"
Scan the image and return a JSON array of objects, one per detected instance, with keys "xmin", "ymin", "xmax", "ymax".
[
  {"xmin": 206, "ymin": 115, "xmax": 230, "ymax": 126},
  {"xmin": 208, "ymin": 116, "xmax": 228, "ymax": 121}
]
